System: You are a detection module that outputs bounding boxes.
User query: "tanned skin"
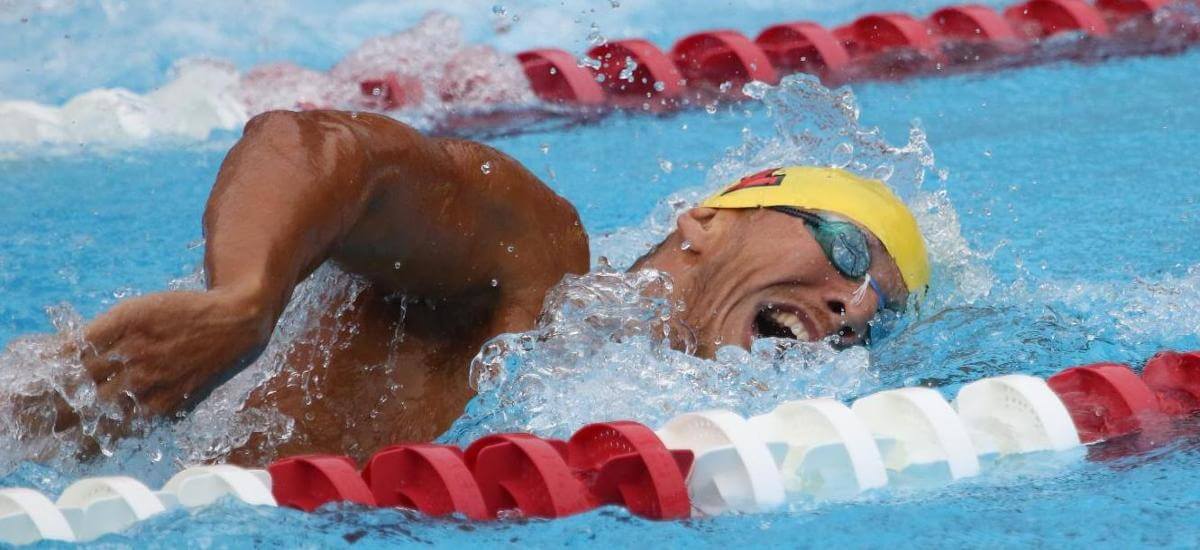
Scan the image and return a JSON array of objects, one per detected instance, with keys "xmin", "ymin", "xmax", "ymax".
[
  {"xmin": 68, "ymin": 110, "xmax": 588, "ymax": 463},
  {"xmin": 47, "ymin": 109, "xmax": 906, "ymax": 464}
]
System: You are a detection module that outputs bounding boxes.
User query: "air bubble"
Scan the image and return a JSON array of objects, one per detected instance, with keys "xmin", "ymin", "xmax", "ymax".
[{"xmin": 481, "ymin": 161, "xmax": 493, "ymax": 174}]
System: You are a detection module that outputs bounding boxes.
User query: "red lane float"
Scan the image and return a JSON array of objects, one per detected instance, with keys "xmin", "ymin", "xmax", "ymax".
[
  {"xmin": 267, "ymin": 422, "xmax": 692, "ymax": 520},
  {"xmin": 567, "ymin": 421, "xmax": 692, "ymax": 520},
  {"xmin": 516, "ymin": 49, "xmax": 606, "ymax": 106},
  {"xmin": 1096, "ymin": 0, "xmax": 1172, "ymax": 20},
  {"xmin": 268, "ymin": 455, "xmax": 376, "ymax": 512},
  {"xmin": 1047, "ymin": 362, "xmax": 1161, "ymax": 443},
  {"xmin": 754, "ymin": 22, "xmax": 852, "ymax": 81},
  {"xmin": 834, "ymin": 13, "xmax": 943, "ymax": 78},
  {"xmin": 670, "ymin": 30, "xmax": 780, "ymax": 91},
  {"xmin": 1141, "ymin": 351, "xmax": 1200, "ymax": 415},
  {"xmin": 361, "ymin": 444, "xmax": 490, "ymax": 520},
  {"xmin": 359, "ymin": 73, "xmax": 422, "ymax": 111},
  {"xmin": 343, "ymin": 0, "xmax": 1199, "ymax": 117},
  {"xmin": 465, "ymin": 433, "xmax": 593, "ymax": 518},
  {"xmin": 929, "ymin": 4, "xmax": 1021, "ymax": 41},
  {"xmin": 928, "ymin": 4, "xmax": 1025, "ymax": 60},
  {"xmin": 1004, "ymin": 0, "xmax": 1112, "ymax": 38},
  {"xmin": 836, "ymin": 13, "xmax": 942, "ymax": 59},
  {"xmin": 587, "ymin": 39, "xmax": 684, "ymax": 108}
]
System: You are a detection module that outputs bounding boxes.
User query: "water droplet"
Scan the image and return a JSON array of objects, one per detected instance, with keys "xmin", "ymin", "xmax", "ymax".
[
  {"xmin": 506, "ymin": 245, "xmax": 515, "ymax": 253},
  {"xmin": 577, "ymin": 56, "xmax": 601, "ymax": 70},
  {"xmin": 719, "ymin": 81, "xmax": 733, "ymax": 93},
  {"xmin": 983, "ymin": 149, "xmax": 993, "ymax": 157},
  {"xmin": 609, "ymin": 0, "xmax": 620, "ymax": 6},
  {"xmin": 830, "ymin": 142, "xmax": 853, "ymax": 168},
  {"xmin": 490, "ymin": 279, "xmax": 499, "ymax": 287},
  {"xmin": 393, "ymin": 261, "xmax": 403, "ymax": 270},
  {"xmin": 480, "ymin": 161, "xmax": 493, "ymax": 175},
  {"xmin": 742, "ymin": 80, "xmax": 770, "ymax": 100},
  {"xmin": 587, "ymin": 23, "xmax": 606, "ymax": 46},
  {"xmin": 680, "ymin": 240, "xmax": 692, "ymax": 251},
  {"xmin": 619, "ymin": 56, "xmax": 637, "ymax": 82},
  {"xmin": 492, "ymin": 4, "xmax": 507, "ymax": 15},
  {"xmin": 653, "ymin": 81, "xmax": 666, "ymax": 92},
  {"xmin": 539, "ymin": 143, "xmax": 550, "ymax": 155},
  {"xmin": 705, "ymin": 103, "xmax": 718, "ymax": 114},
  {"xmin": 595, "ymin": 73, "xmax": 606, "ymax": 83},
  {"xmin": 549, "ymin": 67, "xmax": 557, "ymax": 75}
]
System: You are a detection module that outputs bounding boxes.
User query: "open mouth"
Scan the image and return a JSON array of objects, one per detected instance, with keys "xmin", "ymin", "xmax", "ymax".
[{"xmin": 752, "ymin": 304, "xmax": 815, "ymax": 341}]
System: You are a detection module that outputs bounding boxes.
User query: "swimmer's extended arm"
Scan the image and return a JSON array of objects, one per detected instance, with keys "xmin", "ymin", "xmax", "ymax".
[{"xmin": 68, "ymin": 110, "xmax": 588, "ymax": 430}]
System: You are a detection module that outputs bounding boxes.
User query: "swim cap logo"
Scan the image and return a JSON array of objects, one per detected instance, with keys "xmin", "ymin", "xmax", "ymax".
[{"xmin": 719, "ymin": 167, "xmax": 785, "ymax": 195}]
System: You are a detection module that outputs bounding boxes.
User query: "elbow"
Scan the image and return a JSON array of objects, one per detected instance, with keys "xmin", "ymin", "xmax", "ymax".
[
  {"xmin": 241, "ymin": 110, "xmax": 303, "ymax": 138},
  {"xmin": 240, "ymin": 110, "xmax": 364, "ymax": 169}
]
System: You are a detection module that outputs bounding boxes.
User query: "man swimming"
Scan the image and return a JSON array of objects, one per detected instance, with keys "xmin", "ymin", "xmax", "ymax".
[{"xmin": 51, "ymin": 110, "xmax": 928, "ymax": 463}]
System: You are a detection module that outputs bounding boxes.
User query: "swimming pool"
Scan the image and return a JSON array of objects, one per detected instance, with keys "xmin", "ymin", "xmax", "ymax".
[{"xmin": 3, "ymin": 0, "xmax": 1200, "ymax": 546}]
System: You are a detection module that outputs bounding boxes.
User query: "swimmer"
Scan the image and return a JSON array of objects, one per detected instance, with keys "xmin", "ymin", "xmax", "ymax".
[{"xmin": 41, "ymin": 110, "xmax": 928, "ymax": 463}]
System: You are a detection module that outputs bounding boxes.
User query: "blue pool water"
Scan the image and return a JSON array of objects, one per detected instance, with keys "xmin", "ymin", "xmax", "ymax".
[{"xmin": 3, "ymin": 1, "xmax": 1200, "ymax": 547}]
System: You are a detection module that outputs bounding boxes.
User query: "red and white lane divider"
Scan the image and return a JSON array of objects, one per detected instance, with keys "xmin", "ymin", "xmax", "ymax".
[
  {"xmin": 355, "ymin": 0, "xmax": 1199, "ymax": 121},
  {"xmin": 2, "ymin": 350, "xmax": 1199, "ymax": 543}
]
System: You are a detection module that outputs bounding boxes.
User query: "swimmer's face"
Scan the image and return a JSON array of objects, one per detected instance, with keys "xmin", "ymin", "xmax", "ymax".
[{"xmin": 666, "ymin": 207, "xmax": 908, "ymax": 356}]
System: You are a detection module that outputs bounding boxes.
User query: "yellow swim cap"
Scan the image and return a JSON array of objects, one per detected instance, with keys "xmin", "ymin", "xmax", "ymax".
[{"xmin": 700, "ymin": 166, "xmax": 930, "ymax": 294}]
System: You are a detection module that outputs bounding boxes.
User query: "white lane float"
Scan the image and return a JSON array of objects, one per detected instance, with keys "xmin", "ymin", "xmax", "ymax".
[
  {"xmin": 851, "ymin": 387, "xmax": 981, "ymax": 483},
  {"xmin": 747, "ymin": 398, "xmax": 887, "ymax": 499},
  {"xmin": 0, "ymin": 488, "xmax": 76, "ymax": 545},
  {"xmin": 160, "ymin": 465, "xmax": 276, "ymax": 508},
  {"xmin": 953, "ymin": 374, "xmax": 1081, "ymax": 455},
  {"xmin": 56, "ymin": 476, "xmax": 167, "ymax": 542},
  {"xmin": 656, "ymin": 409, "xmax": 787, "ymax": 515}
]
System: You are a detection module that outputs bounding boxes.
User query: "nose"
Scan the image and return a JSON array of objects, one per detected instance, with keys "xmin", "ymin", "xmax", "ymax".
[{"xmin": 824, "ymin": 285, "xmax": 876, "ymax": 345}]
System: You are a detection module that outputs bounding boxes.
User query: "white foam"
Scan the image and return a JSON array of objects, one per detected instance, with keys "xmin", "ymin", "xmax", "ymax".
[
  {"xmin": 0, "ymin": 60, "xmax": 246, "ymax": 146},
  {"xmin": 0, "ymin": 12, "xmax": 535, "ymax": 148}
]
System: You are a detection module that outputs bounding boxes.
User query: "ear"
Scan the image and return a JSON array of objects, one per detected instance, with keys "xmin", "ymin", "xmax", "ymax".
[{"xmin": 676, "ymin": 207, "xmax": 724, "ymax": 254}]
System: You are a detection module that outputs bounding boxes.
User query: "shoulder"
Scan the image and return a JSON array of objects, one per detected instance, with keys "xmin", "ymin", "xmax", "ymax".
[{"xmin": 438, "ymin": 138, "xmax": 591, "ymax": 282}]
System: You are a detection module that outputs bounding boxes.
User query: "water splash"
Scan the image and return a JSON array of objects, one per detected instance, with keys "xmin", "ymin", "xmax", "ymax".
[
  {"xmin": 442, "ymin": 266, "xmax": 876, "ymax": 444},
  {"xmin": 0, "ymin": 12, "xmax": 536, "ymax": 148},
  {"xmin": 0, "ymin": 59, "xmax": 247, "ymax": 146}
]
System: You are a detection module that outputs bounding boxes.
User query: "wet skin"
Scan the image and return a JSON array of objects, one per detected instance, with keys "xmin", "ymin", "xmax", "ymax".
[{"xmin": 59, "ymin": 110, "xmax": 906, "ymax": 463}]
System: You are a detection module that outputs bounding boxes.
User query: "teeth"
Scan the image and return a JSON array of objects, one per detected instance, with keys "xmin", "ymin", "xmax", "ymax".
[{"xmin": 768, "ymin": 310, "xmax": 811, "ymax": 341}]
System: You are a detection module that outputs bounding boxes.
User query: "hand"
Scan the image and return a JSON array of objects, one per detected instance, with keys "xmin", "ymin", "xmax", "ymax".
[{"xmin": 72, "ymin": 289, "xmax": 271, "ymax": 430}]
